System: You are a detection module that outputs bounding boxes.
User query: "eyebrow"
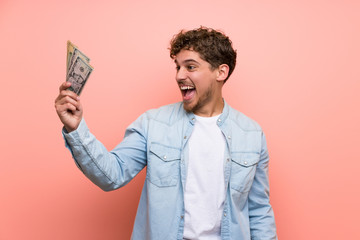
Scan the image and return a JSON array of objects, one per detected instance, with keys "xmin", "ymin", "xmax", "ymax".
[{"xmin": 174, "ymin": 59, "xmax": 200, "ymax": 65}]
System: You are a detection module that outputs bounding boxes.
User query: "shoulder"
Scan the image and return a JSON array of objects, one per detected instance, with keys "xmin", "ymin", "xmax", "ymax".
[
  {"xmin": 226, "ymin": 104, "xmax": 262, "ymax": 132},
  {"xmin": 142, "ymin": 102, "xmax": 186, "ymax": 126}
]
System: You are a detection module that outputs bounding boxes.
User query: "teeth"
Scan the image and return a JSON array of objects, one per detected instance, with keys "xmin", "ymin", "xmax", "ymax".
[{"xmin": 180, "ymin": 86, "xmax": 194, "ymax": 90}]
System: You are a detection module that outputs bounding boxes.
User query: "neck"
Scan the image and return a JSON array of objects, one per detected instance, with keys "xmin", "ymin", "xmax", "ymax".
[{"xmin": 193, "ymin": 97, "xmax": 224, "ymax": 117}]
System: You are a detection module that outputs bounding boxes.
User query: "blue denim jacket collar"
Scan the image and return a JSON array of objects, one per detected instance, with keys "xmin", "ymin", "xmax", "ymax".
[{"xmin": 185, "ymin": 99, "xmax": 230, "ymax": 127}]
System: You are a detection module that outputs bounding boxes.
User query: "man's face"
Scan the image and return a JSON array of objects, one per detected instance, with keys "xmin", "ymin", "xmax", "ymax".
[{"xmin": 174, "ymin": 49, "xmax": 219, "ymax": 115}]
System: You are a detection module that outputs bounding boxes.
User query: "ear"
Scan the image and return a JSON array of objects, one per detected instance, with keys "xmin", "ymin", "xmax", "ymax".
[{"xmin": 216, "ymin": 64, "xmax": 229, "ymax": 83}]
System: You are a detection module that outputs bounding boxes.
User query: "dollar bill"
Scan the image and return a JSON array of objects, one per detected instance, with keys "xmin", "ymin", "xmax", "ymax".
[
  {"xmin": 66, "ymin": 41, "xmax": 93, "ymax": 95},
  {"xmin": 67, "ymin": 41, "xmax": 90, "ymax": 74},
  {"xmin": 66, "ymin": 56, "xmax": 93, "ymax": 95},
  {"xmin": 66, "ymin": 41, "xmax": 74, "ymax": 71}
]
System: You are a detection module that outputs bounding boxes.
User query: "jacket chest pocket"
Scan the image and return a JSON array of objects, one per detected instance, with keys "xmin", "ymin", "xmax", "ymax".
[
  {"xmin": 230, "ymin": 152, "xmax": 260, "ymax": 193},
  {"xmin": 147, "ymin": 143, "xmax": 181, "ymax": 187}
]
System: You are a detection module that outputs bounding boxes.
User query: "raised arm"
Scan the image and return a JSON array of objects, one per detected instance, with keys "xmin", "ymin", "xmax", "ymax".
[{"xmin": 55, "ymin": 82, "xmax": 147, "ymax": 191}]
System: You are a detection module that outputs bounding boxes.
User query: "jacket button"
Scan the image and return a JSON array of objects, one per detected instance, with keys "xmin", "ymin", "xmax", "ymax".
[
  {"xmin": 244, "ymin": 161, "xmax": 248, "ymax": 165},
  {"xmin": 163, "ymin": 155, "xmax": 167, "ymax": 159}
]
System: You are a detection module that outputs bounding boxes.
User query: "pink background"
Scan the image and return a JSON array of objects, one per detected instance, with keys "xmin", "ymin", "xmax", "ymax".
[{"xmin": 1, "ymin": 0, "xmax": 359, "ymax": 239}]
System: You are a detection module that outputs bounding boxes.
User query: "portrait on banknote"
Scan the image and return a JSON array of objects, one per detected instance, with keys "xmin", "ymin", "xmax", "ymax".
[{"xmin": 66, "ymin": 41, "xmax": 93, "ymax": 95}]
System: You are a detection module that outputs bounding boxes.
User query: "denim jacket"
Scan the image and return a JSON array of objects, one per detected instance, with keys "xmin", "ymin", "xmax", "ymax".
[{"xmin": 63, "ymin": 101, "xmax": 277, "ymax": 240}]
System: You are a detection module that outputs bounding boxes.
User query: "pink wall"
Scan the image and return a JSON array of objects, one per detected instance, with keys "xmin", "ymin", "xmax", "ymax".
[{"xmin": 1, "ymin": 0, "xmax": 359, "ymax": 239}]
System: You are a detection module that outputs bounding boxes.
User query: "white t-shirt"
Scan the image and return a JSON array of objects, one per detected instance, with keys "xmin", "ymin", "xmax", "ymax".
[{"xmin": 183, "ymin": 114, "xmax": 226, "ymax": 240}]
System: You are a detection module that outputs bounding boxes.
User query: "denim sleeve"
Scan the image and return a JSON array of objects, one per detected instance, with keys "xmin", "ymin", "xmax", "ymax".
[
  {"xmin": 248, "ymin": 132, "xmax": 277, "ymax": 240},
  {"xmin": 62, "ymin": 116, "xmax": 147, "ymax": 192}
]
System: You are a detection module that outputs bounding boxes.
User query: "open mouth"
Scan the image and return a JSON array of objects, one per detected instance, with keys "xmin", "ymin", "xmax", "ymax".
[{"xmin": 180, "ymin": 85, "xmax": 196, "ymax": 101}]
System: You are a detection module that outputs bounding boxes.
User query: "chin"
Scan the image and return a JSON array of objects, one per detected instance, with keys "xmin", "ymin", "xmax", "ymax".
[
  {"xmin": 182, "ymin": 102, "xmax": 195, "ymax": 113},
  {"xmin": 183, "ymin": 105, "xmax": 192, "ymax": 113}
]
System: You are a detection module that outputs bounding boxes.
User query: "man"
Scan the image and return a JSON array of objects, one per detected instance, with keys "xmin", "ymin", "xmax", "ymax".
[{"xmin": 55, "ymin": 27, "xmax": 277, "ymax": 240}]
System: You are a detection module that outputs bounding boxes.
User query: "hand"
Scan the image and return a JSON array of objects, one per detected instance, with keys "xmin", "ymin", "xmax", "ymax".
[{"xmin": 55, "ymin": 82, "xmax": 83, "ymax": 132}]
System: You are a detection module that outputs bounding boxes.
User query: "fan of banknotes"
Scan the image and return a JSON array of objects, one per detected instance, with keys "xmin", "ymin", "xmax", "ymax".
[{"xmin": 66, "ymin": 41, "xmax": 93, "ymax": 95}]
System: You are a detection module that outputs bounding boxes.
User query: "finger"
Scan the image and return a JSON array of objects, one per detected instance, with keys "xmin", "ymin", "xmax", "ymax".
[
  {"xmin": 57, "ymin": 100, "xmax": 82, "ymax": 114},
  {"xmin": 56, "ymin": 95, "xmax": 79, "ymax": 108},
  {"xmin": 65, "ymin": 102, "xmax": 77, "ymax": 113},
  {"xmin": 55, "ymin": 102, "xmax": 76, "ymax": 115},
  {"xmin": 59, "ymin": 81, "xmax": 71, "ymax": 92},
  {"xmin": 56, "ymin": 82, "xmax": 79, "ymax": 103},
  {"xmin": 77, "ymin": 101, "xmax": 83, "ymax": 112},
  {"xmin": 56, "ymin": 88, "xmax": 79, "ymax": 103}
]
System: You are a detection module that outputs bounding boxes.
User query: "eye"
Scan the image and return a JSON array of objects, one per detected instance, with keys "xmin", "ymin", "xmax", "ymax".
[
  {"xmin": 187, "ymin": 65, "xmax": 196, "ymax": 71},
  {"xmin": 175, "ymin": 65, "xmax": 180, "ymax": 71}
]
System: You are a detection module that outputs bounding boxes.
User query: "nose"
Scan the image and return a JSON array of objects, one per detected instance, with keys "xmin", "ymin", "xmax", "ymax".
[{"xmin": 176, "ymin": 67, "xmax": 187, "ymax": 82}]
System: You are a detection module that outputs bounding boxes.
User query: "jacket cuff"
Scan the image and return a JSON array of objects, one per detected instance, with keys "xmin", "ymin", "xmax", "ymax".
[{"xmin": 62, "ymin": 118, "xmax": 88, "ymax": 146}]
